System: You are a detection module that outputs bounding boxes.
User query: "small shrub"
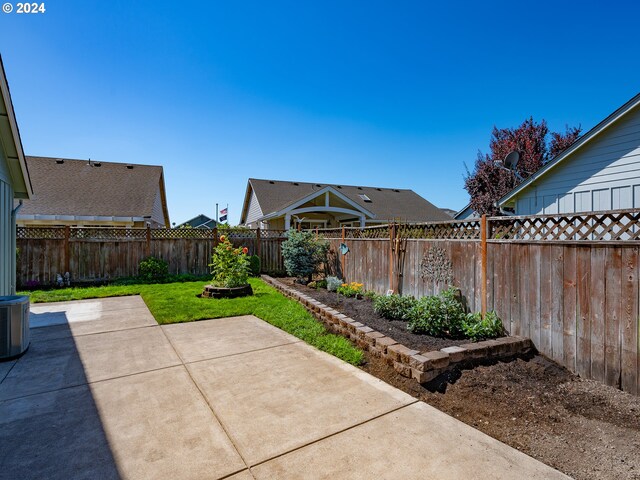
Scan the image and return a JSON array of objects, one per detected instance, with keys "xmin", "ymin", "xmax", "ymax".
[
  {"xmin": 139, "ymin": 256, "xmax": 169, "ymax": 282},
  {"xmin": 337, "ymin": 282, "xmax": 364, "ymax": 298},
  {"xmin": 406, "ymin": 287, "xmax": 466, "ymax": 336},
  {"xmin": 281, "ymin": 230, "xmax": 329, "ymax": 282},
  {"xmin": 315, "ymin": 279, "xmax": 328, "ymax": 289},
  {"xmin": 326, "ymin": 276, "xmax": 342, "ymax": 292},
  {"xmin": 363, "ymin": 290, "xmax": 377, "ymax": 299},
  {"xmin": 209, "ymin": 236, "xmax": 250, "ymax": 288},
  {"xmin": 373, "ymin": 294, "xmax": 416, "ymax": 321},
  {"xmin": 462, "ymin": 311, "xmax": 504, "ymax": 341},
  {"xmin": 248, "ymin": 255, "xmax": 261, "ymax": 277}
]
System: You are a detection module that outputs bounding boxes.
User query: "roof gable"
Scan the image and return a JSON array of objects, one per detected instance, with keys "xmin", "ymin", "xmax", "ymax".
[{"xmin": 245, "ymin": 178, "xmax": 450, "ymax": 223}]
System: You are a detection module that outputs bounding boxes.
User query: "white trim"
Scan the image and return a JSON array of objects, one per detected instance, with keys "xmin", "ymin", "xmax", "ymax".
[
  {"xmin": 0, "ymin": 60, "xmax": 32, "ymax": 198},
  {"xmin": 17, "ymin": 214, "xmax": 147, "ymax": 222},
  {"xmin": 499, "ymin": 92, "xmax": 640, "ymax": 206}
]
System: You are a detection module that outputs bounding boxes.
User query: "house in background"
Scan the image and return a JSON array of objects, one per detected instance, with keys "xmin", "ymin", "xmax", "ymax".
[
  {"xmin": 176, "ymin": 214, "xmax": 217, "ymax": 229},
  {"xmin": 0, "ymin": 57, "xmax": 32, "ymax": 295},
  {"xmin": 454, "ymin": 203, "xmax": 477, "ymax": 220},
  {"xmin": 499, "ymin": 92, "xmax": 640, "ymax": 215},
  {"xmin": 17, "ymin": 156, "xmax": 170, "ymax": 228},
  {"xmin": 240, "ymin": 178, "xmax": 450, "ymax": 230}
]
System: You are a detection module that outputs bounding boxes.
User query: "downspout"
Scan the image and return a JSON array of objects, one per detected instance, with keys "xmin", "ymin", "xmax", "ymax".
[{"xmin": 10, "ymin": 200, "xmax": 23, "ymax": 294}]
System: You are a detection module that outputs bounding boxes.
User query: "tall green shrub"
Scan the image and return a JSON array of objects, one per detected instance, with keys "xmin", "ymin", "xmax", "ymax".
[
  {"xmin": 281, "ymin": 230, "xmax": 329, "ymax": 282},
  {"xmin": 406, "ymin": 287, "xmax": 466, "ymax": 336},
  {"xmin": 373, "ymin": 294, "xmax": 416, "ymax": 320},
  {"xmin": 138, "ymin": 256, "xmax": 169, "ymax": 282}
]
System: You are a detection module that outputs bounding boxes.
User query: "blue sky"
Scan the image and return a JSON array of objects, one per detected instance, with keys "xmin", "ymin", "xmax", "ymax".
[{"xmin": 1, "ymin": 0, "xmax": 639, "ymax": 224}]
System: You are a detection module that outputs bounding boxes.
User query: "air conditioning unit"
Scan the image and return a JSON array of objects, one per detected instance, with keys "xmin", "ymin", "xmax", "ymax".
[{"xmin": 0, "ymin": 295, "xmax": 30, "ymax": 359}]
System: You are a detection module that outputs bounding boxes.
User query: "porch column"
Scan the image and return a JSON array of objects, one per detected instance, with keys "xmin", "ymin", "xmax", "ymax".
[
  {"xmin": 359, "ymin": 215, "xmax": 366, "ymax": 228},
  {"xmin": 285, "ymin": 214, "xmax": 291, "ymax": 230}
]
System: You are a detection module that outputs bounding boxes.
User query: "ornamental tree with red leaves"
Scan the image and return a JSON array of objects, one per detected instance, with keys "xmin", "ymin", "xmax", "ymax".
[{"xmin": 464, "ymin": 118, "xmax": 582, "ymax": 216}]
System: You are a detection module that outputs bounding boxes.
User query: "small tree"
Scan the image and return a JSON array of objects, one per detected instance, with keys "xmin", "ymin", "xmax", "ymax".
[
  {"xmin": 464, "ymin": 118, "xmax": 582, "ymax": 216},
  {"xmin": 281, "ymin": 230, "xmax": 329, "ymax": 283}
]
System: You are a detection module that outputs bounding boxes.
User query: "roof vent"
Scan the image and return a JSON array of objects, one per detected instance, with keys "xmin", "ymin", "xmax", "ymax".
[
  {"xmin": 126, "ymin": 164, "xmax": 134, "ymax": 169},
  {"xmin": 336, "ymin": 185, "xmax": 342, "ymax": 189},
  {"xmin": 316, "ymin": 184, "xmax": 322, "ymax": 187},
  {"xmin": 357, "ymin": 187, "xmax": 363, "ymax": 190},
  {"xmin": 269, "ymin": 181, "xmax": 275, "ymax": 184},
  {"xmin": 393, "ymin": 189, "xmax": 400, "ymax": 192},
  {"xmin": 358, "ymin": 194, "xmax": 372, "ymax": 203},
  {"xmin": 55, "ymin": 159, "xmax": 64, "ymax": 164},
  {"xmin": 376, "ymin": 188, "xmax": 382, "ymax": 191},
  {"xmin": 94, "ymin": 162, "xmax": 102, "ymax": 167},
  {"xmin": 293, "ymin": 182, "xmax": 299, "ymax": 186}
]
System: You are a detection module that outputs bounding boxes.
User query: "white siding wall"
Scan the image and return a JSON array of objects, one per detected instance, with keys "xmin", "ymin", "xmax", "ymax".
[
  {"xmin": 515, "ymin": 105, "xmax": 640, "ymax": 215},
  {"xmin": 151, "ymin": 187, "xmax": 166, "ymax": 227},
  {"xmin": 0, "ymin": 149, "xmax": 15, "ymax": 295},
  {"xmin": 244, "ymin": 189, "xmax": 263, "ymax": 225}
]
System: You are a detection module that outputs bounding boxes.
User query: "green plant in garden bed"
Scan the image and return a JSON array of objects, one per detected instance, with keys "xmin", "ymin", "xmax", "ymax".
[
  {"xmin": 373, "ymin": 294, "xmax": 416, "ymax": 320},
  {"xmin": 407, "ymin": 287, "xmax": 466, "ymax": 336},
  {"xmin": 326, "ymin": 276, "xmax": 342, "ymax": 292},
  {"xmin": 337, "ymin": 282, "xmax": 364, "ymax": 298},
  {"xmin": 281, "ymin": 230, "xmax": 329, "ymax": 283},
  {"xmin": 462, "ymin": 311, "xmax": 504, "ymax": 341},
  {"xmin": 209, "ymin": 235, "xmax": 250, "ymax": 288},
  {"xmin": 20, "ymin": 278, "xmax": 363, "ymax": 365},
  {"xmin": 138, "ymin": 256, "xmax": 169, "ymax": 282}
]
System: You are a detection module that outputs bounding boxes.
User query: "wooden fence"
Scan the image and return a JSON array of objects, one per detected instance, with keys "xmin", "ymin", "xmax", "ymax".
[
  {"xmin": 15, "ymin": 209, "xmax": 640, "ymax": 395},
  {"xmin": 316, "ymin": 210, "xmax": 640, "ymax": 396},
  {"xmin": 16, "ymin": 226, "xmax": 287, "ymax": 286}
]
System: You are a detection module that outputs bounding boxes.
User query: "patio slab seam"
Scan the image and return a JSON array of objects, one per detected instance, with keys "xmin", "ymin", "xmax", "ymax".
[
  {"xmin": 157, "ymin": 324, "xmax": 255, "ymax": 475},
  {"xmin": 247, "ymin": 400, "xmax": 418, "ymax": 469},
  {"xmin": 179, "ymin": 340, "xmax": 303, "ymax": 366}
]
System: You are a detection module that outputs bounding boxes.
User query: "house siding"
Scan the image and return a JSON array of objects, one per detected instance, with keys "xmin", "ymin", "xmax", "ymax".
[
  {"xmin": 0, "ymin": 155, "xmax": 15, "ymax": 295},
  {"xmin": 245, "ymin": 189, "xmax": 263, "ymax": 225},
  {"xmin": 151, "ymin": 187, "xmax": 166, "ymax": 227},
  {"xmin": 514, "ymin": 104, "xmax": 640, "ymax": 215}
]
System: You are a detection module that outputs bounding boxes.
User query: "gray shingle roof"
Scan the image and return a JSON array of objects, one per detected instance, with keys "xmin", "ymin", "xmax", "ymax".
[
  {"xmin": 246, "ymin": 178, "xmax": 450, "ymax": 223},
  {"xmin": 20, "ymin": 156, "xmax": 167, "ymax": 221}
]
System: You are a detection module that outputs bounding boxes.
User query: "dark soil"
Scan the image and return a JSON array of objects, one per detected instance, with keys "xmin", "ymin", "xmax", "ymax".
[
  {"xmin": 282, "ymin": 278, "xmax": 469, "ymax": 352},
  {"xmin": 280, "ymin": 277, "xmax": 640, "ymax": 480}
]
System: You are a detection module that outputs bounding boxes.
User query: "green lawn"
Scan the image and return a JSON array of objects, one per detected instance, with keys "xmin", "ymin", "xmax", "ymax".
[{"xmin": 21, "ymin": 278, "xmax": 364, "ymax": 365}]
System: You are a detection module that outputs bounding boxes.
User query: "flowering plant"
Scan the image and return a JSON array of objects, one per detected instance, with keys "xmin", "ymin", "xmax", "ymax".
[
  {"xmin": 337, "ymin": 282, "xmax": 364, "ymax": 298},
  {"xmin": 209, "ymin": 236, "xmax": 250, "ymax": 288}
]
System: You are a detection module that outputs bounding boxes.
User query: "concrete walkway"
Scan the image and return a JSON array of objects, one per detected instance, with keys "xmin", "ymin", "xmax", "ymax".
[{"xmin": 0, "ymin": 296, "xmax": 570, "ymax": 479}]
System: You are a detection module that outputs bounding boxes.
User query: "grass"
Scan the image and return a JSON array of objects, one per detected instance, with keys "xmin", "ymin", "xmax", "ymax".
[{"xmin": 20, "ymin": 277, "xmax": 364, "ymax": 365}]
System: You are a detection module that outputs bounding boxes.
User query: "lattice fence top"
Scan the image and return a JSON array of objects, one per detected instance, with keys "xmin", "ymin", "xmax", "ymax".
[
  {"xmin": 488, "ymin": 210, "xmax": 640, "ymax": 241},
  {"xmin": 152, "ymin": 228, "xmax": 217, "ymax": 239},
  {"xmin": 16, "ymin": 227, "xmax": 66, "ymax": 239},
  {"xmin": 70, "ymin": 228, "xmax": 148, "ymax": 240},
  {"xmin": 260, "ymin": 229, "xmax": 287, "ymax": 238},
  {"xmin": 396, "ymin": 220, "xmax": 481, "ymax": 240}
]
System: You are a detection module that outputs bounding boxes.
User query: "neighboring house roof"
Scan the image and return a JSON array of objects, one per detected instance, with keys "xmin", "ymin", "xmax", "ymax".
[
  {"xmin": 0, "ymin": 55, "xmax": 31, "ymax": 198},
  {"xmin": 440, "ymin": 208, "xmax": 456, "ymax": 218},
  {"xmin": 177, "ymin": 214, "xmax": 217, "ymax": 229},
  {"xmin": 499, "ymin": 91, "xmax": 640, "ymax": 207},
  {"xmin": 19, "ymin": 156, "xmax": 170, "ymax": 226},
  {"xmin": 240, "ymin": 178, "xmax": 450, "ymax": 224},
  {"xmin": 453, "ymin": 203, "xmax": 477, "ymax": 220}
]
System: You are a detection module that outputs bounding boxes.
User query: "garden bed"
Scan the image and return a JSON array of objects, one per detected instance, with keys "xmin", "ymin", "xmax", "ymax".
[{"xmin": 281, "ymin": 278, "xmax": 471, "ymax": 352}]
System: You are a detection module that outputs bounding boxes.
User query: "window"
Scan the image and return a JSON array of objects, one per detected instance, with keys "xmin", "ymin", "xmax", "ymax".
[{"xmin": 357, "ymin": 194, "xmax": 372, "ymax": 203}]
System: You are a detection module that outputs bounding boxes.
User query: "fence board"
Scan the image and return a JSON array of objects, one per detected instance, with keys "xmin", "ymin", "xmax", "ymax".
[
  {"xmin": 576, "ymin": 246, "xmax": 592, "ymax": 379},
  {"xmin": 562, "ymin": 246, "xmax": 577, "ymax": 371},
  {"xmin": 590, "ymin": 248, "xmax": 607, "ymax": 383},
  {"xmin": 605, "ymin": 247, "xmax": 622, "ymax": 388},
  {"xmin": 550, "ymin": 245, "xmax": 564, "ymax": 364},
  {"xmin": 621, "ymin": 247, "xmax": 639, "ymax": 395}
]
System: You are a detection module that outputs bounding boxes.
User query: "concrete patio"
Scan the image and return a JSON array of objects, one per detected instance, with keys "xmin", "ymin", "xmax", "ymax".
[{"xmin": 0, "ymin": 296, "xmax": 570, "ymax": 479}]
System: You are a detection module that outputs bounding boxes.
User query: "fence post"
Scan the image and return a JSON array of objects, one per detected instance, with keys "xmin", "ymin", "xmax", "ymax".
[
  {"xmin": 389, "ymin": 223, "xmax": 395, "ymax": 293},
  {"xmin": 256, "ymin": 227, "xmax": 261, "ymax": 258},
  {"xmin": 481, "ymin": 214, "xmax": 488, "ymax": 317},
  {"xmin": 146, "ymin": 225, "xmax": 151, "ymax": 257},
  {"xmin": 64, "ymin": 226, "xmax": 70, "ymax": 273},
  {"xmin": 341, "ymin": 225, "xmax": 346, "ymax": 281}
]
